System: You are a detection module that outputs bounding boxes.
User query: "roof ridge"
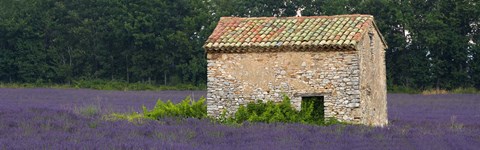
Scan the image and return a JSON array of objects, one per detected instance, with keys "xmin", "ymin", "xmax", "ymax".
[{"xmin": 220, "ymin": 14, "xmax": 374, "ymax": 20}]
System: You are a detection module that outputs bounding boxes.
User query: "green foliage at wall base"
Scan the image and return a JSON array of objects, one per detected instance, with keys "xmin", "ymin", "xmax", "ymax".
[
  {"xmin": 231, "ymin": 96, "xmax": 339, "ymax": 126},
  {"xmin": 142, "ymin": 96, "xmax": 207, "ymax": 120},
  {"xmin": 124, "ymin": 96, "xmax": 342, "ymax": 126}
]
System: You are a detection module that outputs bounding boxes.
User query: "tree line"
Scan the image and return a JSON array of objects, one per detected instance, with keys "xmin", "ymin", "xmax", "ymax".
[{"xmin": 0, "ymin": 0, "xmax": 479, "ymax": 90}]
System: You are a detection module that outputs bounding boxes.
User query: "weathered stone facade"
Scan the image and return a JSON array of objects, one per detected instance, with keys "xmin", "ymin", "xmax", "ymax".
[
  {"xmin": 207, "ymin": 50, "xmax": 363, "ymax": 121},
  {"xmin": 204, "ymin": 15, "xmax": 388, "ymax": 126},
  {"xmin": 357, "ymin": 25, "xmax": 388, "ymax": 126}
]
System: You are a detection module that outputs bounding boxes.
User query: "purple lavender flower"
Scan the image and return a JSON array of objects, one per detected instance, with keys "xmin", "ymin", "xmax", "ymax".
[{"xmin": 0, "ymin": 88, "xmax": 479, "ymax": 149}]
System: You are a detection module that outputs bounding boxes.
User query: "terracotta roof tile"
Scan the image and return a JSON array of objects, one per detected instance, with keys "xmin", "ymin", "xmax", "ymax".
[{"xmin": 204, "ymin": 14, "xmax": 385, "ymax": 52}]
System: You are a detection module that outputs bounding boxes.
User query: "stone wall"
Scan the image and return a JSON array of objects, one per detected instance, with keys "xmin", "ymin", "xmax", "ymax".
[
  {"xmin": 357, "ymin": 25, "xmax": 388, "ymax": 126},
  {"xmin": 207, "ymin": 50, "xmax": 363, "ymax": 123}
]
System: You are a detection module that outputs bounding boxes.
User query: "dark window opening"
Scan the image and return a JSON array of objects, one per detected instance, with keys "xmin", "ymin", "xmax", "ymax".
[{"xmin": 301, "ymin": 96, "xmax": 325, "ymax": 120}]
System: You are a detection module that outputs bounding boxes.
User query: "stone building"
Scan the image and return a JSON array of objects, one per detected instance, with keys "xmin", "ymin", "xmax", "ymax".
[{"xmin": 203, "ymin": 14, "xmax": 388, "ymax": 126}]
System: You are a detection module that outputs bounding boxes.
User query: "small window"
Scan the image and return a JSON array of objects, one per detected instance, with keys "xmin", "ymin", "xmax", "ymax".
[{"xmin": 301, "ymin": 96, "xmax": 325, "ymax": 120}]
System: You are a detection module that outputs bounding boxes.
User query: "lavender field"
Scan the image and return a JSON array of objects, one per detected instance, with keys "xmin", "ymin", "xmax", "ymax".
[{"xmin": 0, "ymin": 88, "xmax": 479, "ymax": 149}]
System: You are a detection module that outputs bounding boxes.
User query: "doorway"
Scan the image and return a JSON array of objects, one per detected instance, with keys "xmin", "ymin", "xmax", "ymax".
[{"xmin": 301, "ymin": 96, "xmax": 325, "ymax": 120}]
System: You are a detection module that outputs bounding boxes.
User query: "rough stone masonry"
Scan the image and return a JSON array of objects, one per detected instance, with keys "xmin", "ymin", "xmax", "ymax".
[{"xmin": 204, "ymin": 14, "xmax": 388, "ymax": 126}]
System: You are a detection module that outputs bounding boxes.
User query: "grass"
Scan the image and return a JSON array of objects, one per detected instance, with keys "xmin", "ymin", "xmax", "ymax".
[
  {"xmin": 449, "ymin": 115, "xmax": 464, "ymax": 130},
  {"xmin": 0, "ymin": 79, "xmax": 206, "ymax": 91},
  {"xmin": 76, "ymin": 105, "xmax": 100, "ymax": 118},
  {"xmin": 103, "ymin": 112, "xmax": 145, "ymax": 124},
  {"xmin": 388, "ymin": 85, "xmax": 420, "ymax": 94},
  {"xmin": 1, "ymin": 81, "xmax": 478, "ymax": 94},
  {"xmin": 421, "ymin": 89, "xmax": 450, "ymax": 95},
  {"xmin": 421, "ymin": 87, "xmax": 480, "ymax": 95},
  {"xmin": 388, "ymin": 85, "xmax": 480, "ymax": 94}
]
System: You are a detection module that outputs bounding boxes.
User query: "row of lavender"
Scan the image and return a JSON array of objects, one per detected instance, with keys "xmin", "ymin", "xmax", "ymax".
[{"xmin": 0, "ymin": 88, "xmax": 479, "ymax": 149}]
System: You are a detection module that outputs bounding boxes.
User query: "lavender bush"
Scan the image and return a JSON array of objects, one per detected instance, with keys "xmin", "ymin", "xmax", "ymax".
[{"xmin": 0, "ymin": 88, "xmax": 479, "ymax": 149}]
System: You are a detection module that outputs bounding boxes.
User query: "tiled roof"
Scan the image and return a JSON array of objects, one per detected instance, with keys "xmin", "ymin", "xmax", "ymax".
[{"xmin": 204, "ymin": 14, "xmax": 386, "ymax": 52}]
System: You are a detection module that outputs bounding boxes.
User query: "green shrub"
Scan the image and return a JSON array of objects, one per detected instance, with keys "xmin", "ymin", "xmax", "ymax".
[
  {"xmin": 232, "ymin": 96, "xmax": 339, "ymax": 126},
  {"xmin": 142, "ymin": 96, "xmax": 207, "ymax": 120},
  {"xmin": 110, "ymin": 96, "xmax": 341, "ymax": 126}
]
